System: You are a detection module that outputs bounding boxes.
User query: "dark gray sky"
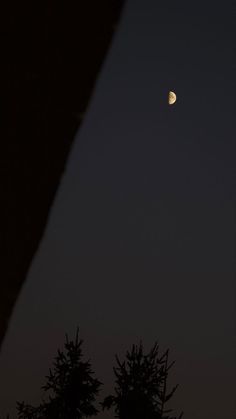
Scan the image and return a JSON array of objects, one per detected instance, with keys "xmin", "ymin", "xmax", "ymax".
[{"xmin": 0, "ymin": 1, "xmax": 235, "ymax": 418}]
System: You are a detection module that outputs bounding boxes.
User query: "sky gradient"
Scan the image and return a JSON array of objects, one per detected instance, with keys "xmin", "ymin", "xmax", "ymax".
[{"xmin": 0, "ymin": 1, "xmax": 235, "ymax": 418}]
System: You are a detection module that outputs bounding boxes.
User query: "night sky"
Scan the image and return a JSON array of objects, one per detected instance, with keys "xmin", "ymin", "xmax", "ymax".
[{"xmin": 0, "ymin": 1, "xmax": 235, "ymax": 418}]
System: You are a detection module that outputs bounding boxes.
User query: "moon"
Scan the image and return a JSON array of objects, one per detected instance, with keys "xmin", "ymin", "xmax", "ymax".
[{"xmin": 168, "ymin": 91, "xmax": 177, "ymax": 105}]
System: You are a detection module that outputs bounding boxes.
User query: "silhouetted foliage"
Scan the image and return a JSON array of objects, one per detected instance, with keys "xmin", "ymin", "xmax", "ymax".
[
  {"xmin": 101, "ymin": 342, "xmax": 183, "ymax": 419},
  {"xmin": 16, "ymin": 402, "xmax": 45, "ymax": 419},
  {"xmin": 17, "ymin": 328, "xmax": 101, "ymax": 419},
  {"xmin": 4, "ymin": 333, "xmax": 184, "ymax": 419}
]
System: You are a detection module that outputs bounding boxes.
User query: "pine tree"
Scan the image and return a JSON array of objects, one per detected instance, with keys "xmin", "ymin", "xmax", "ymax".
[
  {"xmin": 101, "ymin": 342, "xmax": 183, "ymax": 419},
  {"xmin": 17, "ymin": 328, "xmax": 101, "ymax": 419}
]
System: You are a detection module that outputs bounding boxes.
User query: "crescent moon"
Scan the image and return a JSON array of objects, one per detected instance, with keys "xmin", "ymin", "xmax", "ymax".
[{"xmin": 168, "ymin": 91, "xmax": 177, "ymax": 105}]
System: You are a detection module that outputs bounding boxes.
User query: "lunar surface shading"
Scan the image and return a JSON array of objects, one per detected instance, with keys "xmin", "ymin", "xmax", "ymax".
[{"xmin": 168, "ymin": 91, "xmax": 177, "ymax": 105}]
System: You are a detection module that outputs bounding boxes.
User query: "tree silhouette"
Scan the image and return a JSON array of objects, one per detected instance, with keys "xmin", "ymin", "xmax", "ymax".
[
  {"xmin": 17, "ymin": 328, "xmax": 101, "ymax": 419},
  {"xmin": 4, "ymin": 335, "xmax": 184, "ymax": 419},
  {"xmin": 101, "ymin": 342, "xmax": 183, "ymax": 419}
]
